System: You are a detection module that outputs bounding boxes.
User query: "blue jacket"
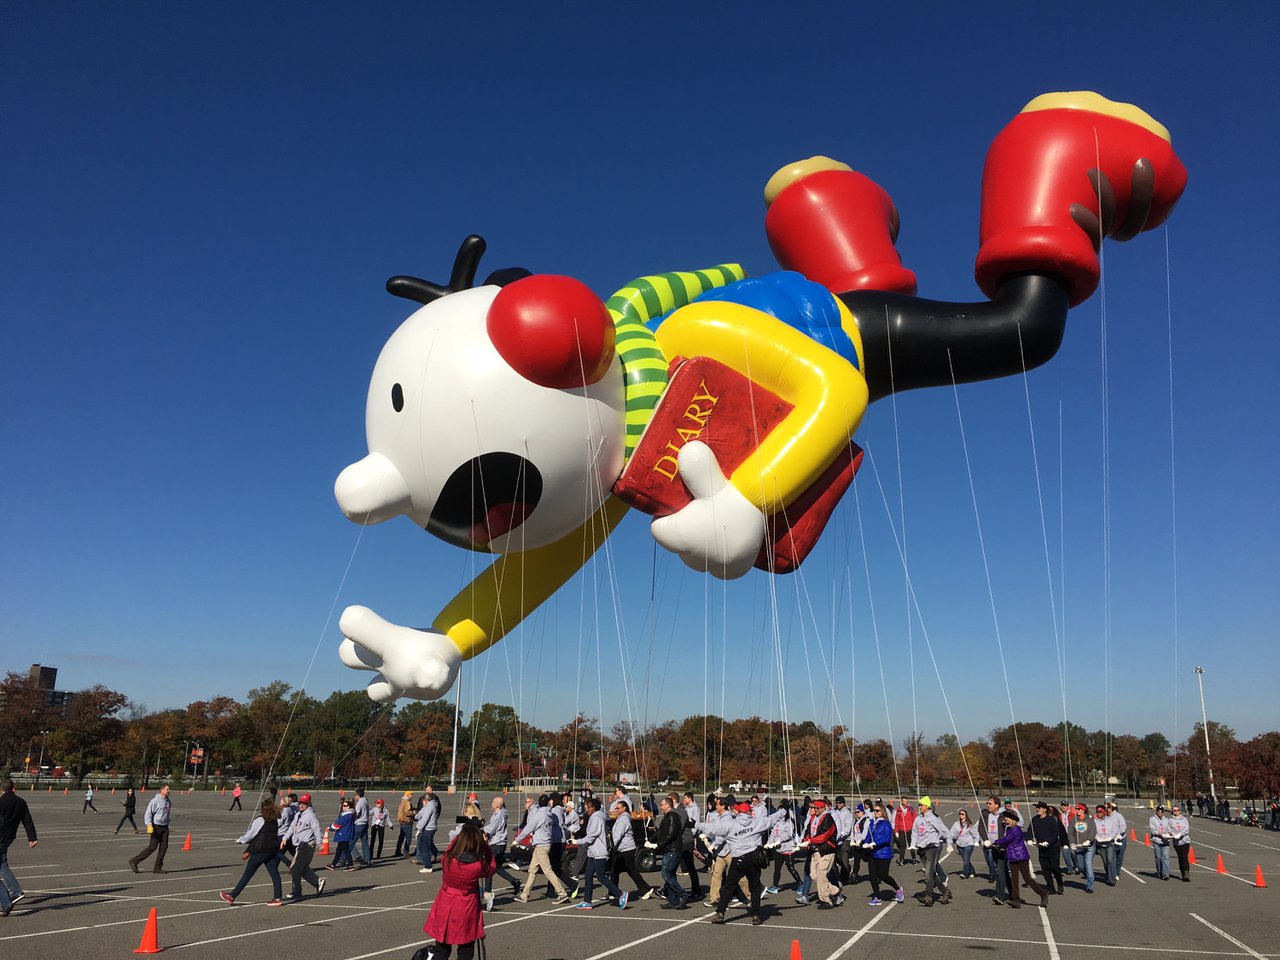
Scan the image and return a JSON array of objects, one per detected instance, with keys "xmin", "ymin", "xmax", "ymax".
[
  {"xmin": 869, "ymin": 818, "xmax": 895, "ymax": 860},
  {"xmin": 332, "ymin": 811, "xmax": 355, "ymax": 843}
]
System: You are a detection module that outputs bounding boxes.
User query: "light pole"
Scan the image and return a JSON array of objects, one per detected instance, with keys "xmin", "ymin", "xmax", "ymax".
[
  {"xmin": 1194, "ymin": 666, "xmax": 1216, "ymax": 804},
  {"xmin": 35, "ymin": 730, "xmax": 50, "ymax": 787}
]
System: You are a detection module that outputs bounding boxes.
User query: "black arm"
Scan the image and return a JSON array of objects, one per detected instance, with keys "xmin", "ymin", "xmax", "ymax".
[{"xmin": 843, "ymin": 273, "xmax": 1070, "ymax": 403}]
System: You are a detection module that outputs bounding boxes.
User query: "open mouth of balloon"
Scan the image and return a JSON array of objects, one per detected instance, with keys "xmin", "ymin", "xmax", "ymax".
[{"xmin": 427, "ymin": 453, "xmax": 543, "ymax": 550}]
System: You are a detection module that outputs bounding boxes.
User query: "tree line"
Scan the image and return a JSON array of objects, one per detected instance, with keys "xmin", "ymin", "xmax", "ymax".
[{"xmin": 2, "ymin": 671, "xmax": 1277, "ymax": 799}]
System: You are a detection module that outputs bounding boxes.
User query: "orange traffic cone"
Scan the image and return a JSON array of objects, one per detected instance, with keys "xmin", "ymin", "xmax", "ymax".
[
  {"xmin": 790, "ymin": 940, "xmax": 802, "ymax": 960},
  {"xmin": 182, "ymin": 833, "xmax": 192, "ymax": 851},
  {"xmin": 1255, "ymin": 865, "xmax": 1267, "ymax": 888},
  {"xmin": 320, "ymin": 829, "xmax": 331, "ymax": 856},
  {"xmin": 133, "ymin": 907, "xmax": 163, "ymax": 954},
  {"xmin": 1188, "ymin": 847, "xmax": 1197, "ymax": 865},
  {"xmin": 1144, "ymin": 833, "xmax": 1151, "ymax": 846},
  {"xmin": 1216, "ymin": 854, "xmax": 1227, "ymax": 874},
  {"xmin": 1130, "ymin": 828, "xmax": 1137, "ymax": 842}
]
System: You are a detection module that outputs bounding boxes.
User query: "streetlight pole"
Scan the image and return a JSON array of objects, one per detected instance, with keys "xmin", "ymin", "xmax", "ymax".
[
  {"xmin": 1194, "ymin": 666, "xmax": 1216, "ymax": 804},
  {"xmin": 35, "ymin": 730, "xmax": 49, "ymax": 787}
]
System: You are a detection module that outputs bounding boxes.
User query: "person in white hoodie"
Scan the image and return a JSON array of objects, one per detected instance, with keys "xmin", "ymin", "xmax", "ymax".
[
  {"xmin": 515, "ymin": 795, "xmax": 570, "ymax": 903},
  {"xmin": 703, "ymin": 798, "xmax": 786, "ymax": 925},
  {"xmin": 573, "ymin": 798, "xmax": 628, "ymax": 910}
]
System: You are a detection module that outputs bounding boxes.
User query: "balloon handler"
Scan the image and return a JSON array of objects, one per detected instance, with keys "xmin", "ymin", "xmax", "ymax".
[{"xmin": 334, "ymin": 91, "xmax": 1186, "ymax": 702}]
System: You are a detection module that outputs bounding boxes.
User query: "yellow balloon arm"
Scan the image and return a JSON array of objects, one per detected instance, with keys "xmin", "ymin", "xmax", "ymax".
[
  {"xmin": 653, "ymin": 302, "xmax": 868, "ymax": 513},
  {"xmin": 430, "ymin": 496, "xmax": 629, "ymax": 660}
]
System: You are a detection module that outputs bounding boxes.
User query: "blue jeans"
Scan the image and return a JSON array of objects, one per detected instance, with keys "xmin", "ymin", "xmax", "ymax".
[
  {"xmin": 0, "ymin": 841, "xmax": 22, "ymax": 911},
  {"xmin": 958, "ymin": 845, "xmax": 975, "ymax": 877},
  {"xmin": 983, "ymin": 847, "xmax": 1009, "ymax": 899},
  {"xmin": 660, "ymin": 850, "xmax": 686, "ymax": 904},
  {"xmin": 1061, "ymin": 845, "xmax": 1078, "ymax": 874},
  {"xmin": 1152, "ymin": 842, "xmax": 1171, "ymax": 879},
  {"xmin": 1115, "ymin": 836, "xmax": 1128, "ymax": 874},
  {"xmin": 230, "ymin": 852, "xmax": 282, "ymax": 900},
  {"xmin": 354, "ymin": 824, "xmax": 370, "ymax": 862},
  {"xmin": 396, "ymin": 822, "xmax": 413, "ymax": 856},
  {"xmin": 1075, "ymin": 843, "xmax": 1095, "ymax": 891},
  {"xmin": 582, "ymin": 856, "xmax": 622, "ymax": 904},
  {"xmin": 1097, "ymin": 840, "xmax": 1117, "ymax": 884},
  {"xmin": 417, "ymin": 829, "xmax": 438, "ymax": 866}
]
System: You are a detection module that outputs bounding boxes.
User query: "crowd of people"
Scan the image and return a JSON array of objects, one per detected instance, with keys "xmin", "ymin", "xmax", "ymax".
[{"xmin": 0, "ymin": 776, "xmax": 1234, "ymax": 956}]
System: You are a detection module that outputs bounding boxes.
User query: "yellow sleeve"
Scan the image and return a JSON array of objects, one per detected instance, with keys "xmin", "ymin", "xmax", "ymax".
[
  {"xmin": 431, "ymin": 496, "xmax": 629, "ymax": 660},
  {"xmin": 652, "ymin": 301, "xmax": 868, "ymax": 513}
]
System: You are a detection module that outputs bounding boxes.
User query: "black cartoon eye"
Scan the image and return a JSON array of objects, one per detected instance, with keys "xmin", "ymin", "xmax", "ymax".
[{"xmin": 391, "ymin": 383, "xmax": 404, "ymax": 412}]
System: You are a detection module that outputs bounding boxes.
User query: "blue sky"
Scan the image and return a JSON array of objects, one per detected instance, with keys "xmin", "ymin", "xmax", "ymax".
[{"xmin": 3, "ymin": 2, "xmax": 1277, "ymax": 749}]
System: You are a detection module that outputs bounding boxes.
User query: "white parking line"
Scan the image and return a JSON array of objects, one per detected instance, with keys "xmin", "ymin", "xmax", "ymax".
[
  {"xmin": 1191, "ymin": 861, "xmax": 1256, "ymax": 886},
  {"xmin": 581, "ymin": 909, "xmax": 708, "ymax": 960},
  {"xmin": 1190, "ymin": 840, "xmax": 1237, "ymax": 856},
  {"xmin": 1039, "ymin": 905, "xmax": 1061, "ymax": 960},
  {"xmin": 1121, "ymin": 868, "xmax": 1148, "ymax": 885},
  {"xmin": 1248, "ymin": 839, "xmax": 1280, "ymax": 852},
  {"xmin": 339, "ymin": 901, "xmax": 579, "ymax": 960},
  {"xmin": 1189, "ymin": 913, "xmax": 1266, "ymax": 959},
  {"xmin": 823, "ymin": 901, "xmax": 896, "ymax": 960}
]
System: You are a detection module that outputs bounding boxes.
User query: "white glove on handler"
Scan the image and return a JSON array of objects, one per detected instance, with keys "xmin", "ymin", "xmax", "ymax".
[
  {"xmin": 982, "ymin": 840, "xmax": 993, "ymax": 848},
  {"xmin": 699, "ymin": 834, "xmax": 712, "ymax": 844},
  {"xmin": 650, "ymin": 441, "xmax": 767, "ymax": 580},
  {"xmin": 1038, "ymin": 841, "xmax": 1049, "ymax": 848},
  {"xmin": 643, "ymin": 841, "xmax": 657, "ymax": 849},
  {"xmin": 764, "ymin": 841, "xmax": 780, "ymax": 850},
  {"xmin": 862, "ymin": 842, "xmax": 875, "ymax": 850},
  {"xmin": 1114, "ymin": 837, "xmax": 1124, "ymax": 847},
  {"xmin": 796, "ymin": 839, "xmax": 811, "ymax": 848}
]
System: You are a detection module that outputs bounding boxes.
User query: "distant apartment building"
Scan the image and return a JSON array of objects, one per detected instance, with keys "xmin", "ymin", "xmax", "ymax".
[{"xmin": 29, "ymin": 663, "xmax": 78, "ymax": 713}]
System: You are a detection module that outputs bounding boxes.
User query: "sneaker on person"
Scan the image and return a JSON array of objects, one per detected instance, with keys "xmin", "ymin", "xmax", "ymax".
[
  {"xmin": 765, "ymin": 886, "xmax": 779, "ymax": 894},
  {"xmin": 218, "ymin": 892, "xmax": 234, "ymax": 905},
  {"xmin": 266, "ymin": 899, "xmax": 283, "ymax": 907},
  {"xmin": 575, "ymin": 902, "xmax": 594, "ymax": 910},
  {"xmin": 316, "ymin": 878, "xmax": 327, "ymax": 896},
  {"xmin": 868, "ymin": 897, "xmax": 883, "ymax": 906},
  {"xmin": 420, "ymin": 867, "xmax": 433, "ymax": 874},
  {"xmin": 484, "ymin": 891, "xmax": 494, "ymax": 912},
  {"xmin": 641, "ymin": 888, "xmax": 655, "ymax": 900},
  {"xmin": 618, "ymin": 891, "xmax": 629, "ymax": 911},
  {"xmin": 553, "ymin": 892, "xmax": 571, "ymax": 904},
  {"xmin": 895, "ymin": 888, "xmax": 904, "ymax": 903}
]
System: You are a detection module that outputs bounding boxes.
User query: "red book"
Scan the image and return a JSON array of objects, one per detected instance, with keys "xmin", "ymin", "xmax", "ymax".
[{"xmin": 612, "ymin": 355, "xmax": 861, "ymax": 574}]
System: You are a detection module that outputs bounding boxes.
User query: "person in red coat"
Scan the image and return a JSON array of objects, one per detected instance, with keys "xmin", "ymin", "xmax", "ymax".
[{"xmin": 418, "ymin": 824, "xmax": 496, "ymax": 960}]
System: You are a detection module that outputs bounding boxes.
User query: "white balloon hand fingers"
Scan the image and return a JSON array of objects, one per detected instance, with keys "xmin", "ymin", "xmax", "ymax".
[
  {"xmin": 339, "ymin": 637, "xmax": 382, "ymax": 672},
  {"xmin": 339, "ymin": 604, "xmax": 462, "ymax": 701},
  {"xmin": 650, "ymin": 441, "xmax": 766, "ymax": 580}
]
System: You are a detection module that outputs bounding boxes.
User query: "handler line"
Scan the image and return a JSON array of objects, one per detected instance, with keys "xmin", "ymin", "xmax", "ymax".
[{"xmin": 1189, "ymin": 913, "xmax": 1266, "ymax": 960}]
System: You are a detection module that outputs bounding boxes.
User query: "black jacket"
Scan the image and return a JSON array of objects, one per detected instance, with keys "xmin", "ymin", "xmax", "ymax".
[
  {"xmin": 1028, "ymin": 813, "xmax": 1068, "ymax": 848},
  {"xmin": 655, "ymin": 808, "xmax": 684, "ymax": 853},
  {"xmin": 0, "ymin": 790, "xmax": 37, "ymax": 844}
]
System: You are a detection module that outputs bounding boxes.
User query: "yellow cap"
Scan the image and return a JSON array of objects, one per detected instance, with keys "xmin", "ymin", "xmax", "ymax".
[
  {"xmin": 764, "ymin": 156, "xmax": 854, "ymax": 207},
  {"xmin": 919, "ymin": 795, "xmax": 932, "ymax": 808}
]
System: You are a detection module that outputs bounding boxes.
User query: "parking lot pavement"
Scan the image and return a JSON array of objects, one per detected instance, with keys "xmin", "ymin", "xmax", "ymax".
[{"xmin": 1, "ymin": 790, "xmax": 1276, "ymax": 960}]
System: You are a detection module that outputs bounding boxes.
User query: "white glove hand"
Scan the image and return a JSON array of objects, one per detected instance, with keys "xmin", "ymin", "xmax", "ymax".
[
  {"xmin": 796, "ymin": 839, "xmax": 811, "ymax": 848},
  {"xmin": 862, "ymin": 842, "xmax": 875, "ymax": 850},
  {"xmin": 339, "ymin": 605, "xmax": 462, "ymax": 702},
  {"xmin": 643, "ymin": 841, "xmax": 657, "ymax": 849},
  {"xmin": 764, "ymin": 841, "xmax": 779, "ymax": 850},
  {"xmin": 699, "ymin": 834, "xmax": 711, "ymax": 844},
  {"xmin": 649, "ymin": 441, "xmax": 767, "ymax": 580},
  {"xmin": 1114, "ymin": 837, "xmax": 1124, "ymax": 846},
  {"xmin": 1038, "ymin": 841, "xmax": 1049, "ymax": 848},
  {"xmin": 982, "ymin": 840, "xmax": 993, "ymax": 848}
]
